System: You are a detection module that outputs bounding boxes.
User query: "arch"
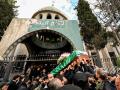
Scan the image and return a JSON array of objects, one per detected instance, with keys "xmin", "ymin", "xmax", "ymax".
[
  {"xmin": 47, "ymin": 13, "xmax": 52, "ymax": 19},
  {"xmin": 3, "ymin": 29, "xmax": 75, "ymax": 58},
  {"xmin": 55, "ymin": 15, "xmax": 60, "ymax": 19}
]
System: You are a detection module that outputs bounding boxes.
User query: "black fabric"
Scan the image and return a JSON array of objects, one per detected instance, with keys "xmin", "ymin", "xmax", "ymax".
[
  {"xmin": 84, "ymin": 65, "xmax": 95, "ymax": 74},
  {"xmin": 64, "ymin": 70, "xmax": 75, "ymax": 84},
  {"xmin": 17, "ymin": 82, "xmax": 28, "ymax": 90},
  {"xmin": 73, "ymin": 71, "xmax": 88, "ymax": 82},
  {"xmin": 88, "ymin": 82, "xmax": 96, "ymax": 90},
  {"xmin": 74, "ymin": 63, "xmax": 95, "ymax": 74},
  {"xmin": 103, "ymin": 80, "xmax": 116, "ymax": 90},
  {"xmin": 73, "ymin": 71, "xmax": 89, "ymax": 90},
  {"xmin": 17, "ymin": 85, "xmax": 28, "ymax": 90},
  {"xmin": 8, "ymin": 80, "xmax": 18, "ymax": 90},
  {"xmin": 58, "ymin": 84, "xmax": 82, "ymax": 90}
]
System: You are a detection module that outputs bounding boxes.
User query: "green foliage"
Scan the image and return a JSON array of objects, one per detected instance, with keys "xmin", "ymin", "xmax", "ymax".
[
  {"xmin": 95, "ymin": 0, "xmax": 120, "ymax": 45},
  {"xmin": 92, "ymin": 29, "xmax": 108, "ymax": 49},
  {"xmin": 107, "ymin": 31, "xmax": 119, "ymax": 46},
  {"xmin": 76, "ymin": 0, "xmax": 108, "ymax": 49},
  {"xmin": 0, "ymin": 0, "xmax": 17, "ymax": 39}
]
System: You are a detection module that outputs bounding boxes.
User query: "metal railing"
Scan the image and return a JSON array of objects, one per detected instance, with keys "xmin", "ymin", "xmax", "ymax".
[{"xmin": 0, "ymin": 55, "xmax": 120, "ymax": 82}]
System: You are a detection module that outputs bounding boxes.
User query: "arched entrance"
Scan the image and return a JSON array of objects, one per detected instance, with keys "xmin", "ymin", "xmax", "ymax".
[
  {"xmin": 3, "ymin": 29, "xmax": 74, "ymax": 76},
  {"xmin": 4, "ymin": 29, "xmax": 74, "ymax": 57},
  {"xmin": 21, "ymin": 29, "xmax": 74, "ymax": 72}
]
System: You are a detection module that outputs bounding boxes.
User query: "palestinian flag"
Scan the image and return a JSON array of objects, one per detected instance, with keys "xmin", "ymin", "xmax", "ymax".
[{"xmin": 50, "ymin": 50, "xmax": 88, "ymax": 76}]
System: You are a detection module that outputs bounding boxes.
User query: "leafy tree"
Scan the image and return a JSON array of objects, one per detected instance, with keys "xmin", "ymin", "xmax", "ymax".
[
  {"xmin": 0, "ymin": 0, "xmax": 17, "ymax": 39},
  {"xmin": 95, "ymin": 0, "xmax": 120, "ymax": 26},
  {"xmin": 76, "ymin": 0, "xmax": 107, "ymax": 49},
  {"xmin": 94, "ymin": 0, "xmax": 120, "ymax": 45}
]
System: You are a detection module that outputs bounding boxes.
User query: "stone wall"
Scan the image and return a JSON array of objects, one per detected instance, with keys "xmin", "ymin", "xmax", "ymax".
[{"xmin": 0, "ymin": 18, "xmax": 30, "ymax": 57}]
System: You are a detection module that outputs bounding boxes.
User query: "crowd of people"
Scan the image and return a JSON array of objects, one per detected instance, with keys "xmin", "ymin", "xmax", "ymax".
[{"xmin": 0, "ymin": 55, "xmax": 120, "ymax": 90}]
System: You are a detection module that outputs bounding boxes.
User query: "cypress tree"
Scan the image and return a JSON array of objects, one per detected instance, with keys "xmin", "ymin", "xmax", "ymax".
[
  {"xmin": 76, "ymin": 0, "xmax": 107, "ymax": 49},
  {"xmin": 0, "ymin": 0, "xmax": 17, "ymax": 39}
]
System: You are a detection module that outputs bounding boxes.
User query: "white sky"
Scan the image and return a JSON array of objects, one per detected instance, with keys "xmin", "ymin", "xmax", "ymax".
[
  {"xmin": 16, "ymin": 0, "xmax": 96, "ymax": 20},
  {"xmin": 16, "ymin": 0, "xmax": 77, "ymax": 19}
]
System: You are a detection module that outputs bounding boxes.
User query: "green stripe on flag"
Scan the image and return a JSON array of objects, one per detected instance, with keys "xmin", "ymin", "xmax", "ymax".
[{"xmin": 50, "ymin": 50, "xmax": 84, "ymax": 76}]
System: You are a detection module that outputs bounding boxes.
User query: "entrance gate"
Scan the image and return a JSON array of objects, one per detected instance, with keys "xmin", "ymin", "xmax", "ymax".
[{"xmin": 0, "ymin": 53, "xmax": 60, "ymax": 82}]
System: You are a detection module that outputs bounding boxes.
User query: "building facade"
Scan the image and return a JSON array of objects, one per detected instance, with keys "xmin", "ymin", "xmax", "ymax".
[
  {"xmin": 0, "ymin": 6, "xmax": 119, "ymax": 80},
  {"xmin": 0, "ymin": 6, "xmax": 84, "ymax": 78}
]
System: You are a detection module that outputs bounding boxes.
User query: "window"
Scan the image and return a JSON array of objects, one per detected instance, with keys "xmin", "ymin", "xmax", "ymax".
[
  {"xmin": 39, "ymin": 14, "xmax": 43, "ymax": 19},
  {"xmin": 109, "ymin": 52, "xmax": 117, "ymax": 66},
  {"xmin": 47, "ymin": 13, "xmax": 52, "ymax": 19},
  {"xmin": 55, "ymin": 15, "xmax": 60, "ymax": 19}
]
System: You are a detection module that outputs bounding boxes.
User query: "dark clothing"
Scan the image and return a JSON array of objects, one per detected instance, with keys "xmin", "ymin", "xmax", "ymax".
[
  {"xmin": 103, "ymin": 80, "xmax": 116, "ymax": 90},
  {"xmin": 83, "ymin": 64, "xmax": 95, "ymax": 74},
  {"xmin": 17, "ymin": 85, "xmax": 28, "ymax": 90},
  {"xmin": 109, "ymin": 81, "xmax": 116, "ymax": 90},
  {"xmin": 89, "ymin": 82, "xmax": 96, "ymax": 90},
  {"xmin": 58, "ymin": 84, "xmax": 82, "ymax": 90},
  {"xmin": 8, "ymin": 80, "xmax": 18, "ymax": 90},
  {"xmin": 64, "ymin": 70, "xmax": 75, "ymax": 84},
  {"xmin": 17, "ymin": 82, "xmax": 28, "ymax": 90},
  {"xmin": 96, "ymin": 80, "xmax": 116, "ymax": 90},
  {"xmin": 73, "ymin": 71, "xmax": 89, "ymax": 90},
  {"xmin": 73, "ymin": 71, "xmax": 88, "ymax": 82},
  {"xmin": 74, "ymin": 63, "xmax": 95, "ymax": 74}
]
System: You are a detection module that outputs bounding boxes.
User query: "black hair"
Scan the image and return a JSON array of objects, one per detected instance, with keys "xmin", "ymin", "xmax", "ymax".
[
  {"xmin": 43, "ymin": 76, "xmax": 48, "ymax": 80},
  {"xmin": 99, "ymin": 74, "xmax": 106, "ymax": 80}
]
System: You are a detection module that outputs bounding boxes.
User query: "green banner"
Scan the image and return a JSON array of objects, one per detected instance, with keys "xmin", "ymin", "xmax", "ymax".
[
  {"xmin": 28, "ymin": 20, "xmax": 66, "ymax": 32},
  {"xmin": 50, "ymin": 50, "xmax": 85, "ymax": 76},
  {"xmin": 28, "ymin": 19, "xmax": 84, "ymax": 52}
]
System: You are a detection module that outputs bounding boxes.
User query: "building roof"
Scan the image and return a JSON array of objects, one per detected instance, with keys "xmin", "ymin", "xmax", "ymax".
[
  {"xmin": 41, "ymin": 6, "xmax": 63, "ymax": 12},
  {"xmin": 32, "ymin": 6, "xmax": 68, "ymax": 19}
]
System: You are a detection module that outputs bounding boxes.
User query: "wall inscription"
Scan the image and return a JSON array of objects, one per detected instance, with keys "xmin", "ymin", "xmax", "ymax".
[{"xmin": 29, "ymin": 20, "xmax": 66, "ymax": 31}]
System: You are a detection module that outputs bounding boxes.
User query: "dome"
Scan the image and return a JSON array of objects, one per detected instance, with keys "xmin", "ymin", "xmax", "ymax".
[
  {"xmin": 40, "ymin": 6, "xmax": 64, "ymax": 13},
  {"xmin": 32, "ymin": 6, "xmax": 68, "ymax": 19}
]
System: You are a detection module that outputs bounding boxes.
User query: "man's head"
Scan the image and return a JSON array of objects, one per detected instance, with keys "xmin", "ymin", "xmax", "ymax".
[
  {"xmin": 48, "ymin": 73, "xmax": 54, "ymax": 81},
  {"xmin": 55, "ymin": 74, "xmax": 68, "ymax": 85},
  {"xmin": 0, "ymin": 82, "xmax": 9, "ymax": 90},
  {"xmin": 48, "ymin": 78, "xmax": 64, "ymax": 90}
]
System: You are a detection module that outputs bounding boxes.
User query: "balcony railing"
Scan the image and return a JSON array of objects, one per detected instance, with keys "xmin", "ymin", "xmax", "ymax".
[{"xmin": 0, "ymin": 56, "xmax": 120, "ymax": 82}]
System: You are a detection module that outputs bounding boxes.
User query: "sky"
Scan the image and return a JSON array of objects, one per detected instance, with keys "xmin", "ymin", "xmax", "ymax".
[
  {"xmin": 16, "ymin": 0, "xmax": 78, "ymax": 19},
  {"xmin": 16, "ymin": 0, "xmax": 97, "ymax": 20}
]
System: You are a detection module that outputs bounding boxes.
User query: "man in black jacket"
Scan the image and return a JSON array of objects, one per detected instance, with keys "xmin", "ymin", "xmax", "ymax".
[{"xmin": 8, "ymin": 75, "xmax": 21, "ymax": 90}]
